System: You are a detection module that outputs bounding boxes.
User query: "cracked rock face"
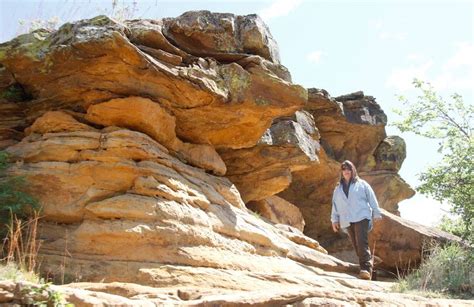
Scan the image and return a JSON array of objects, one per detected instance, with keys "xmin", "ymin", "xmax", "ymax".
[
  {"xmin": 6, "ymin": 113, "xmax": 348, "ymax": 285},
  {"xmin": 219, "ymin": 111, "xmax": 320, "ymax": 203},
  {"xmin": 0, "ymin": 14, "xmax": 305, "ymax": 150},
  {"xmin": 162, "ymin": 10, "xmax": 281, "ymax": 64}
]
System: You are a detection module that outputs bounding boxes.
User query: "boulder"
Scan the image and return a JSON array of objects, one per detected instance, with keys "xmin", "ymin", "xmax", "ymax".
[
  {"xmin": 126, "ymin": 19, "xmax": 190, "ymax": 60},
  {"xmin": 335, "ymin": 91, "xmax": 387, "ymax": 126},
  {"xmin": 162, "ymin": 10, "xmax": 281, "ymax": 63},
  {"xmin": 374, "ymin": 135, "xmax": 407, "ymax": 171},
  {"xmin": 363, "ymin": 171, "xmax": 415, "ymax": 215},
  {"xmin": 370, "ymin": 209, "xmax": 462, "ymax": 271},
  {"xmin": 325, "ymin": 208, "xmax": 462, "ymax": 272},
  {"xmin": 247, "ymin": 196, "xmax": 306, "ymax": 232}
]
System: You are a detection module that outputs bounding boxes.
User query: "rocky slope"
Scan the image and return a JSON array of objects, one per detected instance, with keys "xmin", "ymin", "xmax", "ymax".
[{"xmin": 0, "ymin": 10, "xmax": 466, "ymax": 306}]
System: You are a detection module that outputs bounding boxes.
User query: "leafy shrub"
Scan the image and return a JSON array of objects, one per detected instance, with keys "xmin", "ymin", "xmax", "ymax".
[
  {"xmin": 396, "ymin": 241, "xmax": 473, "ymax": 298},
  {"xmin": 0, "ymin": 151, "xmax": 39, "ymax": 235},
  {"xmin": 438, "ymin": 215, "xmax": 473, "ymax": 245}
]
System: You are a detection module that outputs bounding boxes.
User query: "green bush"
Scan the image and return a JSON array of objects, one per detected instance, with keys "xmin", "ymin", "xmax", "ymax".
[
  {"xmin": 396, "ymin": 241, "xmax": 473, "ymax": 298},
  {"xmin": 438, "ymin": 215, "xmax": 473, "ymax": 244},
  {"xmin": 0, "ymin": 151, "xmax": 39, "ymax": 235}
]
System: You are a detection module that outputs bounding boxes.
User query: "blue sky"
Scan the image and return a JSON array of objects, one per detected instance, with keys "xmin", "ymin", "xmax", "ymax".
[{"xmin": 1, "ymin": 0, "xmax": 473, "ymax": 226}]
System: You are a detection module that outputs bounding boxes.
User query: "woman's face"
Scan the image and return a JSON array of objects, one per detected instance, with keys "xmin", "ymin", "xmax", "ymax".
[{"xmin": 342, "ymin": 166, "xmax": 352, "ymax": 182}]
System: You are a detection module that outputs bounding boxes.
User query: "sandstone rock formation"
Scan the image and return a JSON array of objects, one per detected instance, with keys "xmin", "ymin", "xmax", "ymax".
[
  {"xmin": 278, "ymin": 88, "xmax": 448, "ymax": 271},
  {"xmin": 0, "ymin": 14, "xmax": 305, "ymax": 150},
  {"xmin": 219, "ymin": 110, "xmax": 320, "ymax": 203},
  {"xmin": 2, "ymin": 279, "xmax": 473, "ymax": 306},
  {"xmin": 0, "ymin": 10, "xmax": 466, "ymax": 306}
]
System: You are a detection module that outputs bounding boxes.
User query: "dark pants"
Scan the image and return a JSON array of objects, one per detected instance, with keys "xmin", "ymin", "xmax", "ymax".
[{"xmin": 347, "ymin": 219, "xmax": 372, "ymax": 272}]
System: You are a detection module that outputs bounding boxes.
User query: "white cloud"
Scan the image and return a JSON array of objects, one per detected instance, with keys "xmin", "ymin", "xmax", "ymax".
[
  {"xmin": 368, "ymin": 19, "xmax": 383, "ymax": 30},
  {"xmin": 370, "ymin": 19, "xmax": 406, "ymax": 42},
  {"xmin": 374, "ymin": 20, "xmax": 383, "ymax": 30},
  {"xmin": 385, "ymin": 60, "xmax": 433, "ymax": 91},
  {"xmin": 407, "ymin": 53, "xmax": 423, "ymax": 61},
  {"xmin": 432, "ymin": 42, "xmax": 474, "ymax": 90},
  {"xmin": 378, "ymin": 31, "xmax": 407, "ymax": 41},
  {"xmin": 306, "ymin": 50, "xmax": 324, "ymax": 64},
  {"xmin": 259, "ymin": 0, "xmax": 303, "ymax": 21},
  {"xmin": 444, "ymin": 42, "xmax": 474, "ymax": 70},
  {"xmin": 386, "ymin": 42, "xmax": 474, "ymax": 92},
  {"xmin": 399, "ymin": 194, "xmax": 451, "ymax": 227}
]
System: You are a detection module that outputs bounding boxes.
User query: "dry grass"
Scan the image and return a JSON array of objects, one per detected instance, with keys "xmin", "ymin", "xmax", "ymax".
[
  {"xmin": 394, "ymin": 240, "xmax": 473, "ymax": 299},
  {"xmin": 1, "ymin": 212, "xmax": 41, "ymax": 277}
]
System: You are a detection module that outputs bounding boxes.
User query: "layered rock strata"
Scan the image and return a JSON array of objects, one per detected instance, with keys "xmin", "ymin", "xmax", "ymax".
[
  {"xmin": 0, "ymin": 13, "xmax": 335, "ymax": 288},
  {"xmin": 219, "ymin": 110, "xmax": 320, "ymax": 203},
  {"xmin": 0, "ymin": 13, "xmax": 306, "ymax": 150},
  {"xmin": 6, "ymin": 112, "xmax": 343, "ymax": 285}
]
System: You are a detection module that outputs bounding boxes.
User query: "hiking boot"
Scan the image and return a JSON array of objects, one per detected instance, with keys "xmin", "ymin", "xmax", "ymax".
[{"xmin": 359, "ymin": 270, "xmax": 371, "ymax": 280}]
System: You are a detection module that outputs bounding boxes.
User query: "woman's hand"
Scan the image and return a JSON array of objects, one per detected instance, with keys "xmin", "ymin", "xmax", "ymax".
[{"xmin": 332, "ymin": 222, "xmax": 340, "ymax": 232}]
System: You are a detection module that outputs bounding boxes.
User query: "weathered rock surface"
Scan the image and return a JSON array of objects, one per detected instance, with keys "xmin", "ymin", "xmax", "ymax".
[
  {"xmin": 0, "ymin": 101, "xmax": 25, "ymax": 149},
  {"xmin": 305, "ymin": 88, "xmax": 386, "ymax": 171},
  {"xmin": 219, "ymin": 110, "xmax": 320, "ymax": 203},
  {"xmin": 6, "ymin": 115, "xmax": 353, "ymax": 286},
  {"xmin": 1, "ymin": 279, "xmax": 472, "ymax": 306},
  {"xmin": 278, "ymin": 88, "xmax": 389, "ymax": 242},
  {"xmin": 363, "ymin": 171, "xmax": 415, "ymax": 215},
  {"xmin": 0, "ymin": 14, "xmax": 305, "ymax": 150},
  {"xmin": 278, "ymin": 148, "xmax": 340, "ymax": 241},
  {"xmin": 84, "ymin": 97, "xmax": 226, "ymax": 174},
  {"xmin": 247, "ymin": 196, "xmax": 306, "ymax": 232},
  {"xmin": 0, "ymin": 67, "xmax": 28, "ymax": 149},
  {"xmin": 374, "ymin": 135, "xmax": 407, "ymax": 171},
  {"xmin": 162, "ymin": 10, "xmax": 281, "ymax": 64}
]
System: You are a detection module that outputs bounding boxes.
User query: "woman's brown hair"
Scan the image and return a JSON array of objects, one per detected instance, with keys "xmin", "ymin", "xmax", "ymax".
[{"xmin": 339, "ymin": 160, "xmax": 359, "ymax": 183}]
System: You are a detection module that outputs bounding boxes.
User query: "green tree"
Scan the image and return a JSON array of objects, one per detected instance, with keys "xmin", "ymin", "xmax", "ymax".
[
  {"xmin": 394, "ymin": 79, "xmax": 473, "ymax": 241},
  {"xmin": 0, "ymin": 151, "xmax": 39, "ymax": 235}
]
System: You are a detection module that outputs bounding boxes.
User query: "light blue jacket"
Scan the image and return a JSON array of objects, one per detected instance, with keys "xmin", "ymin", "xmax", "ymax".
[{"xmin": 331, "ymin": 178, "xmax": 382, "ymax": 230}]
